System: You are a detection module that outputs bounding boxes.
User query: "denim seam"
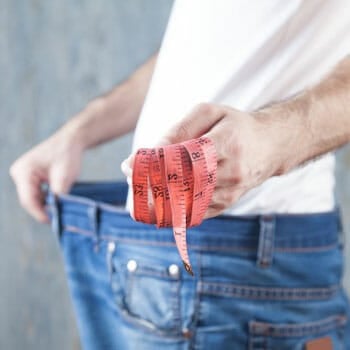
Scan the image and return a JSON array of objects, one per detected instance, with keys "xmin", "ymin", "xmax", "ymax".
[
  {"xmin": 248, "ymin": 334, "xmax": 267, "ymax": 350},
  {"xmin": 275, "ymin": 243, "xmax": 338, "ymax": 252},
  {"xmin": 65, "ymin": 224, "xmax": 337, "ymax": 244},
  {"xmin": 105, "ymin": 229, "xmax": 336, "ymax": 245},
  {"xmin": 249, "ymin": 314, "xmax": 347, "ymax": 337},
  {"xmin": 52, "ymin": 193, "xmax": 127, "ymax": 214},
  {"xmin": 101, "ymin": 238, "xmax": 336, "ymax": 253},
  {"xmin": 64, "ymin": 226, "xmax": 94, "ymax": 237},
  {"xmin": 172, "ymin": 274, "xmax": 182, "ymax": 333},
  {"xmin": 190, "ymin": 252, "xmax": 203, "ymax": 350},
  {"xmin": 199, "ymin": 282, "xmax": 339, "ymax": 300},
  {"xmin": 54, "ymin": 191, "xmax": 339, "ymax": 223},
  {"xmin": 117, "ymin": 309, "xmax": 186, "ymax": 340},
  {"xmin": 63, "ymin": 225, "xmax": 338, "ymax": 253},
  {"xmin": 129, "ymin": 268, "xmax": 179, "ymax": 280},
  {"xmin": 126, "ymin": 269, "xmax": 134, "ymax": 318}
]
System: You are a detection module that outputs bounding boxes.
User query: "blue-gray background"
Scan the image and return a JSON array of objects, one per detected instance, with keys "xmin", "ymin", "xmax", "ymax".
[{"xmin": 1, "ymin": 1, "xmax": 349, "ymax": 349}]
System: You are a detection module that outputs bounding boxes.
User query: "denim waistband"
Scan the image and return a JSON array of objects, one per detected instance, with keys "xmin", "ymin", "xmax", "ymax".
[{"xmin": 45, "ymin": 181, "xmax": 342, "ymax": 252}]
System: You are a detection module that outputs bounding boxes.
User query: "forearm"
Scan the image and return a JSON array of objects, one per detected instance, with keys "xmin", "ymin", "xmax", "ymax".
[
  {"xmin": 60, "ymin": 54, "xmax": 157, "ymax": 149},
  {"xmin": 256, "ymin": 56, "xmax": 350, "ymax": 175}
]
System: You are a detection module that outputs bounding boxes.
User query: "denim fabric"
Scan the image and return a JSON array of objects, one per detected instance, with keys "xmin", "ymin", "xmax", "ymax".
[{"xmin": 46, "ymin": 181, "xmax": 350, "ymax": 350}]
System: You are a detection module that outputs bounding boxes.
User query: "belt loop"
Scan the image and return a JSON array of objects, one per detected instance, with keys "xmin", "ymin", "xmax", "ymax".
[
  {"xmin": 88, "ymin": 204, "xmax": 100, "ymax": 251},
  {"xmin": 47, "ymin": 191, "xmax": 62, "ymax": 238},
  {"xmin": 257, "ymin": 214, "xmax": 276, "ymax": 268}
]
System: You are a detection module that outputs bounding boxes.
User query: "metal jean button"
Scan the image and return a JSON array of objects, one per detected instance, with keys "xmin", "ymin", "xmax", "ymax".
[
  {"xmin": 107, "ymin": 241, "xmax": 116, "ymax": 253},
  {"xmin": 168, "ymin": 264, "xmax": 180, "ymax": 278},
  {"xmin": 127, "ymin": 259, "xmax": 138, "ymax": 272}
]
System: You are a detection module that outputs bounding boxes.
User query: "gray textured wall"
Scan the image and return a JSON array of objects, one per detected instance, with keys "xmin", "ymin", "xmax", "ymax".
[
  {"xmin": 1, "ymin": 1, "xmax": 173, "ymax": 349},
  {"xmin": 1, "ymin": 1, "xmax": 350, "ymax": 350}
]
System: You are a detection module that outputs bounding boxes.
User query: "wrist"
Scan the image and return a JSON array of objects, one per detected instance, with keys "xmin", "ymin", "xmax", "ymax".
[
  {"xmin": 60, "ymin": 97, "xmax": 107, "ymax": 150},
  {"xmin": 253, "ymin": 102, "xmax": 308, "ymax": 176}
]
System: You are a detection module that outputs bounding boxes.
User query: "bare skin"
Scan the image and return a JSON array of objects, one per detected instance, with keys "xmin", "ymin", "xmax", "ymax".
[
  {"xmin": 10, "ymin": 54, "xmax": 350, "ymax": 222},
  {"xmin": 10, "ymin": 55, "xmax": 157, "ymax": 222},
  {"xmin": 123, "ymin": 56, "xmax": 350, "ymax": 218}
]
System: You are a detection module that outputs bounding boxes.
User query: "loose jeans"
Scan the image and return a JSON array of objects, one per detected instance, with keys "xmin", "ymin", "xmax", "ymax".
[{"xmin": 46, "ymin": 182, "xmax": 350, "ymax": 350}]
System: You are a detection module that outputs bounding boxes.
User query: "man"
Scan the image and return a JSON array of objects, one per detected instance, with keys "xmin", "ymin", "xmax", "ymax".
[{"xmin": 10, "ymin": 1, "xmax": 350, "ymax": 349}]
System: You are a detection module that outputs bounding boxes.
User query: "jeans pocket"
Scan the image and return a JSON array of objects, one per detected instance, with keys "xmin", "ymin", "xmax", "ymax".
[
  {"xmin": 248, "ymin": 314, "xmax": 347, "ymax": 350},
  {"xmin": 108, "ymin": 243, "xmax": 182, "ymax": 336}
]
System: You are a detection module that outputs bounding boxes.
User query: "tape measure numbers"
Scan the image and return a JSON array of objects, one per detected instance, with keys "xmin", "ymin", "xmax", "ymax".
[{"xmin": 132, "ymin": 137, "xmax": 217, "ymax": 275}]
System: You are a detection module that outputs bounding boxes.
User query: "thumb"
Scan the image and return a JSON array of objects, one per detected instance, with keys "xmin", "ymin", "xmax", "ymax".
[
  {"xmin": 121, "ymin": 154, "xmax": 134, "ymax": 176},
  {"xmin": 158, "ymin": 103, "xmax": 225, "ymax": 145}
]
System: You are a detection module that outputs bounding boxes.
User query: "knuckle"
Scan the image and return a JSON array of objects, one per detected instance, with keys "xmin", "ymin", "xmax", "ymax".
[
  {"xmin": 171, "ymin": 122, "xmax": 191, "ymax": 141},
  {"xmin": 195, "ymin": 102, "xmax": 214, "ymax": 116},
  {"xmin": 205, "ymin": 207, "xmax": 218, "ymax": 219},
  {"xmin": 10, "ymin": 158, "xmax": 34, "ymax": 180},
  {"xmin": 178, "ymin": 123, "xmax": 190, "ymax": 140},
  {"xmin": 228, "ymin": 165, "xmax": 243, "ymax": 186},
  {"xmin": 55, "ymin": 175, "xmax": 71, "ymax": 189},
  {"xmin": 210, "ymin": 202, "xmax": 226, "ymax": 213},
  {"xmin": 226, "ymin": 176, "xmax": 241, "ymax": 187},
  {"xmin": 222, "ymin": 190, "xmax": 236, "ymax": 204},
  {"xmin": 9, "ymin": 161, "xmax": 21, "ymax": 179},
  {"xmin": 9, "ymin": 165, "xmax": 16, "ymax": 179},
  {"xmin": 59, "ymin": 173, "xmax": 71, "ymax": 185},
  {"xmin": 214, "ymin": 189, "xmax": 236, "ymax": 207},
  {"xmin": 226, "ymin": 138, "xmax": 242, "ymax": 158},
  {"xmin": 50, "ymin": 170, "xmax": 73, "ymax": 192},
  {"xmin": 219, "ymin": 160, "xmax": 243, "ymax": 187},
  {"xmin": 18, "ymin": 193, "xmax": 32, "ymax": 209}
]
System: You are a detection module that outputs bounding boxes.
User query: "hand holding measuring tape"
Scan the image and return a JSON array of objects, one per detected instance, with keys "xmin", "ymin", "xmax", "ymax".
[{"xmin": 122, "ymin": 103, "xmax": 280, "ymax": 275}]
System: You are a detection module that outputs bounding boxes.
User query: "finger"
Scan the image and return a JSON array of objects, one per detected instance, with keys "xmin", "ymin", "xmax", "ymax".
[
  {"xmin": 121, "ymin": 156, "xmax": 135, "ymax": 220},
  {"xmin": 214, "ymin": 159, "xmax": 245, "ymax": 188},
  {"xmin": 203, "ymin": 186, "xmax": 243, "ymax": 219},
  {"xmin": 15, "ymin": 173, "xmax": 49, "ymax": 223},
  {"xmin": 121, "ymin": 154, "xmax": 134, "ymax": 177},
  {"xmin": 204, "ymin": 206, "xmax": 222, "ymax": 220},
  {"xmin": 49, "ymin": 163, "xmax": 74, "ymax": 194},
  {"xmin": 158, "ymin": 103, "xmax": 226, "ymax": 145},
  {"xmin": 203, "ymin": 112, "xmax": 250, "ymax": 163},
  {"xmin": 128, "ymin": 193, "xmax": 135, "ymax": 220},
  {"xmin": 126, "ymin": 175, "xmax": 132, "ymax": 186}
]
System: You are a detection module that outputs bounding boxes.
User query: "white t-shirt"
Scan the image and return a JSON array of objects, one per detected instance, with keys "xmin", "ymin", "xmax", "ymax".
[{"xmin": 131, "ymin": 0, "xmax": 350, "ymax": 214}]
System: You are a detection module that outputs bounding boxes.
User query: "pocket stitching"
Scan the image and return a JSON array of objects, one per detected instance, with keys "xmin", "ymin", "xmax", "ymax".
[
  {"xmin": 249, "ymin": 314, "xmax": 347, "ymax": 338},
  {"xmin": 109, "ymin": 253, "xmax": 183, "ymax": 336},
  {"xmin": 199, "ymin": 281, "xmax": 340, "ymax": 301}
]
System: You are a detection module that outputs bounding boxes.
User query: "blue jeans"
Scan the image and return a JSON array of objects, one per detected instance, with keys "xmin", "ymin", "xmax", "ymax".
[{"xmin": 46, "ymin": 181, "xmax": 350, "ymax": 350}]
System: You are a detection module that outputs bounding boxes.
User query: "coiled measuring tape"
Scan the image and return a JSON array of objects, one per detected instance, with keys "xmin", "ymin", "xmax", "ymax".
[{"xmin": 132, "ymin": 137, "xmax": 217, "ymax": 276}]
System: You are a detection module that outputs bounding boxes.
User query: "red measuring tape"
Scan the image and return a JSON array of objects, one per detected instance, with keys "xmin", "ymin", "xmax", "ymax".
[{"xmin": 132, "ymin": 137, "xmax": 217, "ymax": 276}]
